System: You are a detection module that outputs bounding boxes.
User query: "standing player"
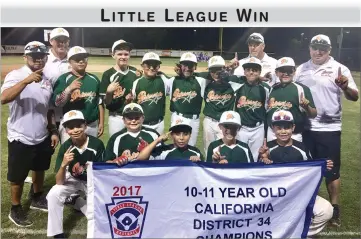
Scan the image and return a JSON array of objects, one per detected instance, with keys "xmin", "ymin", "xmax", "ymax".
[
  {"xmin": 294, "ymin": 34, "xmax": 359, "ymax": 226},
  {"xmin": 266, "ymin": 57, "xmax": 317, "ymax": 142},
  {"xmin": 52, "ymin": 46, "xmax": 104, "ymax": 143},
  {"xmin": 168, "ymin": 52, "xmax": 207, "ymax": 146},
  {"xmin": 131, "ymin": 52, "xmax": 169, "ymax": 134},
  {"xmin": 234, "ymin": 57, "xmax": 270, "ymax": 161},
  {"xmin": 100, "ymin": 40, "xmax": 141, "ymax": 137},
  {"xmin": 46, "ymin": 110, "xmax": 105, "ymax": 238}
]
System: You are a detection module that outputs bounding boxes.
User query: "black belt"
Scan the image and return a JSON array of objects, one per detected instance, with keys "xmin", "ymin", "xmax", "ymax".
[
  {"xmin": 144, "ymin": 117, "xmax": 164, "ymax": 126},
  {"xmin": 175, "ymin": 112, "xmax": 199, "ymax": 120}
]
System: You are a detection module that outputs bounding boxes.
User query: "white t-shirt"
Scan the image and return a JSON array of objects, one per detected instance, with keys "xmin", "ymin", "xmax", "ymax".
[
  {"xmin": 294, "ymin": 57, "xmax": 358, "ymax": 131},
  {"xmin": 1, "ymin": 65, "xmax": 53, "ymax": 145}
]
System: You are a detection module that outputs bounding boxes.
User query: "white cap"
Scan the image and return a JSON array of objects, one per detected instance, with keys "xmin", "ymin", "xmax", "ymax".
[
  {"xmin": 169, "ymin": 115, "xmax": 192, "ymax": 131},
  {"xmin": 62, "ymin": 110, "xmax": 85, "ymax": 126},
  {"xmin": 310, "ymin": 34, "xmax": 331, "ymax": 46},
  {"xmin": 50, "ymin": 28, "xmax": 69, "ymax": 40},
  {"xmin": 276, "ymin": 57, "xmax": 296, "ymax": 69},
  {"xmin": 67, "ymin": 46, "xmax": 88, "ymax": 60},
  {"xmin": 142, "ymin": 52, "xmax": 162, "ymax": 63},
  {"xmin": 122, "ymin": 103, "xmax": 144, "ymax": 115},
  {"xmin": 247, "ymin": 33, "xmax": 264, "ymax": 44},
  {"xmin": 271, "ymin": 110, "xmax": 294, "ymax": 123},
  {"xmin": 180, "ymin": 52, "xmax": 197, "ymax": 63},
  {"xmin": 219, "ymin": 111, "xmax": 241, "ymax": 127},
  {"xmin": 24, "ymin": 41, "xmax": 49, "ymax": 55},
  {"xmin": 112, "ymin": 39, "xmax": 134, "ymax": 53},
  {"xmin": 242, "ymin": 57, "xmax": 262, "ymax": 68},
  {"xmin": 208, "ymin": 56, "xmax": 225, "ymax": 68}
]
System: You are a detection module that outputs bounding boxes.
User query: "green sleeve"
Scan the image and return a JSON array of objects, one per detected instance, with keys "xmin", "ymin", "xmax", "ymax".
[
  {"xmin": 52, "ymin": 74, "xmax": 67, "ymax": 105},
  {"xmin": 247, "ymin": 145, "xmax": 255, "ymax": 162},
  {"xmin": 99, "ymin": 71, "xmax": 110, "ymax": 95},
  {"xmin": 95, "ymin": 142, "xmax": 106, "ymax": 162},
  {"xmin": 206, "ymin": 143, "xmax": 214, "ymax": 163},
  {"xmin": 54, "ymin": 143, "xmax": 66, "ymax": 173},
  {"xmin": 303, "ymin": 85, "xmax": 315, "ymax": 108},
  {"xmin": 104, "ymin": 135, "xmax": 117, "ymax": 161},
  {"xmin": 195, "ymin": 71, "xmax": 210, "ymax": 79}
]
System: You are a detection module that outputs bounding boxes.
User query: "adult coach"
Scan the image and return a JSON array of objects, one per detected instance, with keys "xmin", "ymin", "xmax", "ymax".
[
  {"xmin": 294, "ymin": 34, "xmax": 359, "ymax": 227},
  {"xmin": 1, "ymin": 41, "xmax": 59, "ymax": 227},
  {"xmin": 233, "ymin": 33, "xmax": 278, "ymax": 86}
]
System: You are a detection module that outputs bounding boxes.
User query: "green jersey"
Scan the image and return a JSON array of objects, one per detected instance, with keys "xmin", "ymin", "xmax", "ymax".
[
  {"xmin": 53, "ymin": 72, "xmax": 101, "ymax": 123},
  {"xmin": 99, "ymin": 67, "xmax": 138, "ymax": 114},
  {"xmin": 54, "ymin": 135, "xmax": 105, "ymax": 181},
  {"xmin": 169, "ymin": 75, "xmax": 206, "ymax": 116},
  {"xmin": 235, "ymin": 77, "xmax": 271, "ymax": 127},
  {"xmin": 267, "ymin": 82, "xmax": 315, "ymax": 134},
  {"xmin": 104, "ymin": 126, "xmax": 160, "ymax": 162},
  {"xmin": 132, "ymin": 74, "xmax": 168, "ymax": 124},
  {"xmin": 206, "ymin": 139, "xmax": 254, "ymax": 163},
  {"xmin": 150, "ymin": 144, "xmax": 204, "ymax": 161}
]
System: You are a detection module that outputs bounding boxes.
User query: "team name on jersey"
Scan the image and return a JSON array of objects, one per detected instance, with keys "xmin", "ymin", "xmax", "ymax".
[
  {"xmin": 121, "ymin": 150, "xmax": 139, "ymax": 160},
  {"xmin": 172, "ymin": 89, "xmax": 197, "ymax": 103},
  {"xmin": 71, "ymin": 90, "xmax": 96, "ymax": 102},
  {"xmin": 268, "ymin": 98, "xmax": 292, "ymax": 110},
  {"xmin": 206, "ymin": 90, "xmax": 232, "ymax": 105},
  {"xmin": 236, "ymin": 96, "xmax": 262, "ymax": 111},
  {"xmin": 113, "ymin": 85, "xmax": 126, "ymax": 99},
  {"xmin": 137, "ymin": 91, "xmax": 163, "ymax": 105}
]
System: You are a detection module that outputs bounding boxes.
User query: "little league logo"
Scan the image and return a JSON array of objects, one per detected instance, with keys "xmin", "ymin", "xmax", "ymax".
[
  {"xmin": 280, "ymin": 58, "xmax": 288, "ymax": 64},
  {"xmin": 106, "ymin": 197, "xmax": 149, "ymax": 238}
]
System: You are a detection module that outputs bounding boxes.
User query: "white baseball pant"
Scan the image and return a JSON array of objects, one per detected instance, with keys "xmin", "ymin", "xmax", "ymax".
[
  {"xmin": 46, "ymin": 172, "xmax": 87, "ymax": 237},
  {"xmin": 308, "ymin": 195, "xmax": 334, "ymax": 237},
  {"xmin": 143, "ymin": 120, "xmax": 165, "ymax": 135},
  {"xmin": 203, "ymin": 117, "xmax": 223, "ymax": 159},
  {"xmin": 59, "ymin": 120, "xmax": 98, "ymax": 143},
  {"xmin": 237, "ymin": 123, "xmax": 264, "ymax": 162},
  {"xmin": 266, "ymin": 127, "xmax": 303, "ymax": 142},
  {"xmin": 171, "ymin": 112, "xmax": 200, "ymax": 146},
  {"xmin": 108, "ymin": 114, "xmax": 125, "ymax": 137}
]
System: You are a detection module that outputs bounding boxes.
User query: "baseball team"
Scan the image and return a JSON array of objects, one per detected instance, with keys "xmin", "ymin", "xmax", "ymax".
[{"xmin": 1, "ymin": 27, "xmax": 359, "ymax": 238}]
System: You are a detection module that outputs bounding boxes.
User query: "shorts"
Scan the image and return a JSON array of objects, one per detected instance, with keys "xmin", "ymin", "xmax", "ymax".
[
  {"xmin": 302, "ymin": 130, "xmax": 341, "ymax": 182},
  {"xmin": 7, "ymin": 136, "xmax": 55, "ymax": 183}
]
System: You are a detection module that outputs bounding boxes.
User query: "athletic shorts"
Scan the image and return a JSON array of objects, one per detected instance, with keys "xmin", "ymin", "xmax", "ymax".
[
  {"xmin": 7, "ymin": 136, "xmax": 55, "ymax": 183},
  {"xmin": 302, "ymin": 130, "xmax": 341, "ymax": 182}
]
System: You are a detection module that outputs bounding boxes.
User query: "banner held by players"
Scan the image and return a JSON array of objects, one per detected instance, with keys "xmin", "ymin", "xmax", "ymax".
[{"xmin": 87, "ymin": 160, "xmax": 325, "ymax": 239}]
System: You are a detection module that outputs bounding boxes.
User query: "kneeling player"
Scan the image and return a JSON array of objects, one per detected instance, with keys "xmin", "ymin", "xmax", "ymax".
[
  {"xmin": 258, "ymin": 110, "xmax": 334, "ymax": 237},
  {"xmin": 207, "ymin": 111, "xmax": 253, "ymax": 164},
  {"xmin": 46, "ymin": 111, "xmax": 105, "ymax": 238}
]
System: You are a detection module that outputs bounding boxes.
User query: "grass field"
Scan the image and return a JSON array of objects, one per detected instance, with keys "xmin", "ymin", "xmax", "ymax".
[{"xmin": 1, "ymin": 56, "xmax": 360, "ymax": 238}]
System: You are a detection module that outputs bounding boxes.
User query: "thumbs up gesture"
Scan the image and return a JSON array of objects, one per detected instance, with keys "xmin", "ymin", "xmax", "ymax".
[
  {"xmin": 335, "ymin": 66, "xmax": 349, "ymax": 90},
  {"xmin": 299, "ymin": 92, "xmax": 310, "ymax": 110}
]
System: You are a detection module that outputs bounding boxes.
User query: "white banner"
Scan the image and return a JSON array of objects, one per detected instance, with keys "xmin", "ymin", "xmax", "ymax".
[{"xmin": 87, "ymin": 160, "xmax": 325, "ymax": 239}]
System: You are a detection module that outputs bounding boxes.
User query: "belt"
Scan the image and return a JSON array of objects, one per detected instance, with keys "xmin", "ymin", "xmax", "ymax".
[
  {"xmin": 242, "ymin": 122, "xmax": 262, "ymax": 128},
  {"xmin": 175, "ymin": 112, "xmax": 199, "ymax": 120},
  {"xmin": 144, "ymin": 117, "xmax": 164, "ymax": 126}
]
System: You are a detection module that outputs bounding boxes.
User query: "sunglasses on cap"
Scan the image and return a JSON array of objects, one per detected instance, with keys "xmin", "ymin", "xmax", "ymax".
[
  {"xmin": 123, "ymin": 107, "xmax": 143, "ymax": 116},
  {"xmin": 247, "ymin": 36, "xmax": 263, "ymax": 43},
  {"xmin": 25, "ymin": 45, "xmax": 48, "ymax": 54}
]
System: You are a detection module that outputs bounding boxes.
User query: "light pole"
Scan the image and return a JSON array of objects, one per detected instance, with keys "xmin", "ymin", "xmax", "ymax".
[
  {"xmin": 218, "ymin": 28, "xmax": 223, "ymax": 55},
  {"xmin": 338, "ymin": 28, "xmax": 350, "ymax": 61}
]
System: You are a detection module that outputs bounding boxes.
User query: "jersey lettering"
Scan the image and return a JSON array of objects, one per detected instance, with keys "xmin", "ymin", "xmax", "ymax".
[
  {"xmin": 206, "ymin": 90, "xmax": 233, "ymax": 105},
  {"xmin": 268, "ymin": 98, "xmax": 293, "ymax": 111},
  {"xmin": 137, "ymin": 91, "xmax": 163, "ymax": 105},
  {"xmin": 70, "ymin": 90, "xmax": 96, "ymax": 102},
  {"xmin": 236, "ymin": 96, "xmax": 262, "ymax": 111},
  {"xmin": 172, "ymin": 89, "xmax": 197, "ymax": 103}
]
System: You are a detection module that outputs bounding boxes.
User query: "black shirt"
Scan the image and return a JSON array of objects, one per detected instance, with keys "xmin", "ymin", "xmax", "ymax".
[{"xmin": 267, "ymin": 140, "xmax": 312, "ymax": 163}]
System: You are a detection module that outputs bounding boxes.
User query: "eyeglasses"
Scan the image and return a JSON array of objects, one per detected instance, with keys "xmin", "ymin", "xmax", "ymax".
[
  {"xmin": 70, "ymin": 54, "xmax": 88, "ymax": 62},
  {"xmin": 310, "ymin": 45, "xmax": 330, "ymax": 52},
  {"xmin": 209, "ymin": 67, "xmax": 223, "ymax": 73},
  {"xmin": 277, "ymin": 67, "xmax": 294, "ymax": 74},
  {"xmin": 180, "ymin": 61, "xmax": 196, "ymax": 68},
  {"xmin": 247, "ymin": 36, "xmax": 263, "ymax": 44},
  {"xmin": 25, "ymin": 45, "xmax": 48, "ymax": 54},
  {"xmin": 244, "ymin": 67, "xmax": 261, "ymax": 72},
  {"xmin": 143, "ymin": 61, "xmax": 160, "ymax": 69}
]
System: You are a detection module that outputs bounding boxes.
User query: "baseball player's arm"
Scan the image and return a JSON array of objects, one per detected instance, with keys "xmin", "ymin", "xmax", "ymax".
[
  {"xmin": 53, "ymin": 75, "xmax": 82, "ymax": 107},
  {"xmin": 95, "ymin": 142, "xmax": 106, "ymax": 162},
  {"xmin": 137, "ymin": 135, "xmax": 168, "ymax": 160},
  {"xmin": 160, "ymin": 74, "xmax": 170, "ymax": 96},
  {"xmin": 98, "ymin": 102, "xmax": 105, "ymax": 137},
  {"xmin": 195, "ymin": 77, "xmax": 207, "ymax": 98},
  {"xmin": 104, "ymin": 137, "xmax": 117, "ymax": 162},
  {"xmin": 55, "ymin": 145, "xmax": 71, "ymax": 185},
  {"xmin": 302, "ymin": 86, "xmax": 317, "ymax": 118}
]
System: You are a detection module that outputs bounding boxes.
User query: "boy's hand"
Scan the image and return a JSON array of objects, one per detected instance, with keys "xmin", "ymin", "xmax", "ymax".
[
  {"xmin": 212, "ymin": 146, "xmax": 226, "ymax": 162},
  {"xmin": 190, "ymin": 156, "xmax": 201, "ymax": 162},
  {"xmin": 219, "ymin": 159, "xmax": 228, "ymax": 164},
  {"xmin": 326, "ymin": 159, "xmax": 334, "ymax": 171},
  {"xmin": 112, "ymin": 155, "xmax": 129, "ymax": 166},
  {"xmin": 157, "ymin": 131, "xmax": 171, "ymax": 143}
]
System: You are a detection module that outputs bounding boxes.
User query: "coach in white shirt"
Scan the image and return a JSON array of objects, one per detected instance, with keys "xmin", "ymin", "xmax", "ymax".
[
  {"xmin": 1, "ymin": 41, "xmax": 60, "ymax": 227},
  {"xmin": 233, "ymin": 32, "xmax": 278, "ymax": 86},
  {"xmin": 294, "ymin": 34, "xmax": 359, "ymax": 227}
]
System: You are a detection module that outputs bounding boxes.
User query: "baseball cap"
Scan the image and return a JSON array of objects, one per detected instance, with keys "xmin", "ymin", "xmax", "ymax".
[
  {"xmin": 180, "ymin": 52, "xmax": 197, "ymax": 63},
  {"xmin": 169, "ymin": 115, "xmax": 192, "ymax": 132},
  {"xmin": 247, "ymin": 33, "xmax": 264, "ymax": 44},
  {"xmin": 24, "ymin": 41, "xmax": 49, "ymax": 55},
  {"xmin": 142, "ymin": 52, "xmax": 162, "ymax": 64},
  {"xmin": 122, "ymin": 103, "xmax": 144, "ymax": 116},
  {"xmin": 242, "ymin": 57, "xmax": 262, "ymax": 69},
  {"xmin": 310, "ymin": 34, "xmax": 331, "ymax": 47},
  {"xmin": 67, "ymin": 46, "xmax": 89, "ymax": 61},
  {"xmin": 112, "ymin": 39, "xmax": 134, "ymax": 53},
  {"xmin": 62, "ymin": 110, "xmax": 85, "ymax": 126},
  {"xmin": 271, "ymin": 110, "xmax": 294, "ymax": 124},
  {"xmin": 219, "ymin": 111, "xmax": 241, "ymax": 127},
  {"xmin": 50, "ymin": 28, "xmax": 69, "ymax": 40},
  {"xmin": 208, "ymin": 56, "xmax": 225, "ymax": 68},
  {"xmin": 276, "ymin": 57, "xmax": 296, "ymax": 69}
]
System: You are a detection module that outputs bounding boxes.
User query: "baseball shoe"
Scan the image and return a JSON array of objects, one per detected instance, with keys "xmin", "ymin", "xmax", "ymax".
[
  {"xmin": 30, "ymin": 194, "xmax": 48, "ymax": 212},
  {"xmin": 8, "ymin": 205, "xmax": 33, "ymax": 227},
  {"xmin": 329, "ymin": 204, "xmax": 341, "ymax": 227},
  {"xmin": 64, "ymin": 194, "xmax": 82, "ymax": 213},
  {"xmin": 54, "ymin": 233, "xmax": 67, "ymax": 238}
]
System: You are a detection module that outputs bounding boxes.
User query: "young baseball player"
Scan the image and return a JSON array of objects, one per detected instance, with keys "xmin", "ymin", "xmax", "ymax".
[
  {"xmin": 207, "ymin": 111, "xmax": 253, "ymax": 164},
  {"xmin": 136, "ymin": 115, "xmax": 203, "ymax": 162},
  {"xmin": 234, "ymin": 57, "xmax": 270, "ymax": 161},
  {"xmin": 104, "ymin": 103, "xmax": 160, "ymax": 164},
  {"xmin": 131, "ymin": 52, "xmax": 169, "ymax": 134},
  {"xmin": 258, "ymin": 110, "xmax": 334, "ymax": 237},
  {"xmin": 266, "ymin": 57, "xmax": 317, "ymax": 142},
  {"xmin": 100, "ymin": 40, "xmax": 141, "ymax": 137},
  {"xmin": 46, "ymin": 110, "xmax": 105, "ymax": 238},
  {"xmin": 168, "ymin": 52, "xmax": 207, "ymax": 146},
  {"xmin": 52, "ymin": 46, "xmax": 104, "ymax": 143}
]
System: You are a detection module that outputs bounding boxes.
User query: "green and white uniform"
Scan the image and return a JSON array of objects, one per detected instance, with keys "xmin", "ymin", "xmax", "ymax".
[
  {"xmin": 104, "ymin": 126, "xmax": 160, "ymax": 162},
  {"xmin": 234, "ymin": 77, "xmax": 270, "ymax": 160},
  {"xmin": 53, "ymin": 72, "xmax": 101, "ymax": 142},
  {"xmin": 150, "ymin": 144, "xmax": 204, "ymax": 161},
  {"xmin": 99, "ymin": 66, "xmax": 139, "ymax": 136},
  {"xmin": 168, "ymin": 75, "xmax": 206, "ymax": 146},
  {"xmin": 132, "ymin": 74, "xmax": 169, "ymax": 134},
  {"xmin": 206, "ymin": 139, "xmax": 253, "ymax": 163},
  {"xmin": 266, "ymin": 82, "xmax": 315, "ymax": 142}
]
